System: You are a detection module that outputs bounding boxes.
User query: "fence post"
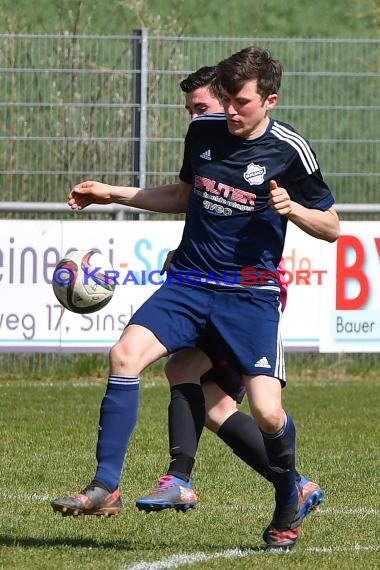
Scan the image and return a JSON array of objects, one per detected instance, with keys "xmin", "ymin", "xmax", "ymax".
[{"xmin": 131, "ymin": 28, "xmax": 148, "ymax": 221}]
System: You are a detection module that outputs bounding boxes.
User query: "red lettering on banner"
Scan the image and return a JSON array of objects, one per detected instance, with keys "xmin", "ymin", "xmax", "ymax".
[
  {"xmin": 336, "ymin": 235, "xmax": 369, "ymax": 310},
  {"xmin": 312, "ymin": 269, "xmax": 327, "ymax": 285},
  {"xmin": 283, "ymin": 249, "xmax": 311, "ymax": 276},
  {"xmin": 295, "ymin": 270, "xmax": 311, "ymax": 285},
  {"xmin": 375, "ymin": 238, "xmax": 380, "ymax": 258}
]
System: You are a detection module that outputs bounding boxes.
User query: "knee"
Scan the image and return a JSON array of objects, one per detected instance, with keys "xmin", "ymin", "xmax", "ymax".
[
  {"xmin": 109, "ymin": 340, "xmax": 138, "ymax": 372},
  {"xmin": 205, "ymin": 413, "xmax": 219, "ymax": 432},
  {"xmin": 254, "ymin": 408, "xmax": 284, "ymax": 434},
  {"xmin": 205, "ymin": 402, "xmax": 237, "ymax": 433}
]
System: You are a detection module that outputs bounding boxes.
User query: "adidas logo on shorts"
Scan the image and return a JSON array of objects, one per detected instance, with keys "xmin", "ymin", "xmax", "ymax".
[{"xmin": 254, "ymin": 356, "xmax": 271, "ymax": 368}]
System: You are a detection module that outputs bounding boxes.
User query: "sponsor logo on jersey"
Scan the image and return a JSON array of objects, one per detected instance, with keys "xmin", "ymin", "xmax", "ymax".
[
  {"xmin": 243, "ymin": 162, "xmax": 266, "ymax": 186},
  {"xmin": 194, "ymin": 175, "xmax": 256, "ymax": 206}
]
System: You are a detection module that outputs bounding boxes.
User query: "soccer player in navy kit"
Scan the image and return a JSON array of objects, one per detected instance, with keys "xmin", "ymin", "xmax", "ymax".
[
  {"xmin": 135, "ymin": 65, "xmax": 325, "ymax": 521},
  {"xmin": 51, "ymin": 46, "xmax": 339, "ymax": 550}
]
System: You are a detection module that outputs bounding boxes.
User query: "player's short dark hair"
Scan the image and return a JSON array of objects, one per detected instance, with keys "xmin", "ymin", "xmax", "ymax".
[
  {"xmin": 179, "ymin": 66, "xmax": 218, "ymax": 97},
  {"xmin": 214, "ymin": 46, "xmax": 282, "ymax": 100}
]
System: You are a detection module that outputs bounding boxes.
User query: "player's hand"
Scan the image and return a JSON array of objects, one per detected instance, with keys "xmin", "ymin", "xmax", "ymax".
[
  {"xmin": 160, "ymin": 250, "xmax": 176, "ymax": 275},
  {"xmin": 268, "ymin": 180, "xmax": 292, "ymax": 216},
  {"xmin": 68, "ymin": 180, "xmax": 113, "ymax": 210}
]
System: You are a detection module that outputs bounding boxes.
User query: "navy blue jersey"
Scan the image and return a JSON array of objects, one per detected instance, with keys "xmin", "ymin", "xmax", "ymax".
[{"xmin": 172, "ymin": 114, "xmax": 335, "ymax": 284}]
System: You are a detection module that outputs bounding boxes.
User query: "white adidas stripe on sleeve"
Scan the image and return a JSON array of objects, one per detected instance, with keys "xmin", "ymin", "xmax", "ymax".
[{"xmin": 271, "ymin": 121, "xmax": 319, "ymax": 174}]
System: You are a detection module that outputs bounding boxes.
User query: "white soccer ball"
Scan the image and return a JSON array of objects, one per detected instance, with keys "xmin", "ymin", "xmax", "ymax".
[{"xmin": 52, "ymin": 249, "xmax": 115, "ymax": 314}]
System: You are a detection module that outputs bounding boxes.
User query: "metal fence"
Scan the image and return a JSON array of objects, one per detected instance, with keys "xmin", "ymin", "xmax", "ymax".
[
  {"xmin": 1, "ymin": 32, "xmax": 379, "ymax": 211},
  {"xmin": 1, "ymin": 32, "xmax": 380, "ymax": 374}
]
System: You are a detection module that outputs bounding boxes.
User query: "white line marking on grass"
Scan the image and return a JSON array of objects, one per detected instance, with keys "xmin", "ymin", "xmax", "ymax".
[
  {"xmin": 121, "ymin": 549, "xmax": 259, "ymax": 570},
  {"xmin": 121, "ymin": 544, "xmax": 380, "ymax": 570},
  {"xmin": 0, "ymin": 492, "xmax": 51, "ymax": 502},
  {"xmin": 197, "ymin": 505, "xmax": 380, "ymax": 517},
  {"xmin": 320, "ymin": 506, "xmax": 380, "ymax": 516},
  {"xmin": 306, "ymin": 544, "xmax": 380, "ymax": 554}
]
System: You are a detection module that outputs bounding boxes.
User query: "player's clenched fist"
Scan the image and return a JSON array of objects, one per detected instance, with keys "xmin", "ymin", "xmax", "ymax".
[
  {"xmin": 268, "ymin": 179, "xmax": 292, "ymax": 216},
  {"xmin": 68, "ymin": 180, "xmax": 113, "ymax": 210}
]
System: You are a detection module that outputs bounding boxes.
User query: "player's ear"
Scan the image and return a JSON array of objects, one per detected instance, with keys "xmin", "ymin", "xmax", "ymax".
[{"xmin": 266, "ymin": 93, "xmax": 278, "ymax": 110}]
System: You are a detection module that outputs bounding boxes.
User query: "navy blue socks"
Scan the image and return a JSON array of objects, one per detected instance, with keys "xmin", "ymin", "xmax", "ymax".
[
  {"xmin": 93, "ymin": 374, "xmax": 140, "ymax": 492},
  {"xmin": 261, "ymin": 412, "xmax": 298, "ymax": 508}
]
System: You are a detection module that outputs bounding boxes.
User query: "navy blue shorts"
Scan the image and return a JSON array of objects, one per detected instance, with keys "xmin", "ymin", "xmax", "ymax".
[{"xmin": 129, "ymin": 280, "xmax": 285, "ymax": 383}]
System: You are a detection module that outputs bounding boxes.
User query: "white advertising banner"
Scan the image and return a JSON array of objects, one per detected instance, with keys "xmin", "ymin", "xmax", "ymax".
[
  {"xmin": 280, "ymin": 224, "xmax": 334, "ymax": 351},
  {"xmin": 319, "ymin": 221, "xmax": 380, "ymax": 352},
  {"xmin": 0, "ymin": 219, "xmax": 362, "ymax": 353},
  {"xmin": 0, "ymin": 220, "xmax": 179, "ymax": 351}
]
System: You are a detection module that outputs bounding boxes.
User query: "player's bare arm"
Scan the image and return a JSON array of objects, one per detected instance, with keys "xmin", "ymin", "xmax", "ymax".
[
  {"xmin": 268, "ymin": 179, "xmax": 340, "ymax": 243},
  {"xmin": 285, "ymin": 203, "xmax": 339, "ymax": 243},
  {"xmin": 68, "ymin": 179, "xmax": 191, "ymax": 214}
]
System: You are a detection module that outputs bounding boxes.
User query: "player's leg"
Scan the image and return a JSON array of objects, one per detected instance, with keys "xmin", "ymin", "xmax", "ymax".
[
  {"xmin": 51, "ymin": 323, "xmax": 169, "ymax": 517},
  {"xmin": 210, "ymin": 287, "xmax": 303, "ymax": 550},
  {"xmin": 135, "ymin": 347, "xmax": 274, "ymax": 512},
  {"xmin": 201, "ymin": 380, "xmax": 272, "ymax": 481},
  {"xmin": 133, "ymin": 282, "xmax": 213, "ymax": 512},
  {"xmin": 166, "ymin": 348, "xmax": 210, "ymax": 481},
  {"xmin": 204, "ymin": 377, "xmax": 324, "ymax": 520},
  {"xmin": 136, "ymin": 347, "xmax": 210, "ymax": 512},
  {"xmin": 52, "ymin": 280, "xmax": 208, "ymax": 517},
  {"xmin": 244, "ymin": 373, "xmax": 301, "ymax": 549},
  {"xmin": 136, "ymin": 343, "xmax": 323, "ymax": 515},
  {"xmin": 207, "ymin": 362, "xmax": 298, "ymax": 511},
  {"xmin": 202, "ymin": 379, "xmax": 237, "ymax": 430}
]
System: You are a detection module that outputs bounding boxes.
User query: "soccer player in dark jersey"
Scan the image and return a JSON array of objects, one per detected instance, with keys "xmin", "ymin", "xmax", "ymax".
[
  {"xmin": 135, "ymin": 65, "xmax": 324, "ymax": 521},
  {"xmin": 51, "ymin": 46, "xmax": 339, "ymax": 551}
]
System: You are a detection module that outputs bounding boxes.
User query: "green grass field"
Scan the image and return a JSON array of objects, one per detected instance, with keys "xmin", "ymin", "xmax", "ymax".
[
  {"xmin": 0, "ymin": 1, "xmax": 378, "ymax": 567},
  {"xmin": 0, "ymin": 369, "xmax": 379, "ymax": 569},
  {"xmin": 0, "ymin": 0, "xmax": 378, "ymax": 38}
]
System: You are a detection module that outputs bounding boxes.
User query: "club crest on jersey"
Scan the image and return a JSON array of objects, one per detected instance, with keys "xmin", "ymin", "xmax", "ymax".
[{"xmin": 243, "ymin": 163, "xmax": 266, "ymax": 186}]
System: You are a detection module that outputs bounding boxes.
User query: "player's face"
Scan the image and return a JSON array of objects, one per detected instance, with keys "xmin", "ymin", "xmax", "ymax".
[
  {"xmin": 185, "ymin": 86, "xmax": 223, "ymax": 119},
  {"xmin": 221, "ymin": 79, "xmax": 277, "ymax": 140}
]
